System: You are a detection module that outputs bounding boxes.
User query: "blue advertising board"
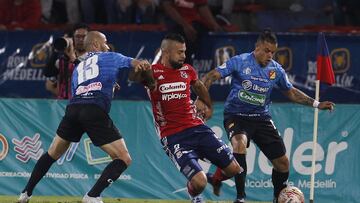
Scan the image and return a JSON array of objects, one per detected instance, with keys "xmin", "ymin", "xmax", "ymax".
[{"xmin": 0, "ymin": 31, "xmax": 359, "ymax": 103}]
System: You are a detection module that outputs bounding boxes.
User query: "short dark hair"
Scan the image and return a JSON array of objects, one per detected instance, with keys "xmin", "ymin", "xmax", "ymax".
[
  {"xmin": 164, "ymin": 33, "xmax": 185, "ymax": 43},
  {"xmin": 257, "ymin": 28, "xmax": 277, "ymax": 44}
]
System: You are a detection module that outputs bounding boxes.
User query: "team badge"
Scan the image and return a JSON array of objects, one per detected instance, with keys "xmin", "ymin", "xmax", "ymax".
[
  {"xmin": 269, "ymin": 70, "xmax": 276, "ymax": 80},
  {"xmin": 330, "ymin": 48, "xmax": 350, "ymax": 73},
  {"xmin": 243, "ymin": 67, "xmax": 251, "ymax": 75},
  {"xmin": 274, "ymin": 47, "xmax": 292, "ymax": 71},
  {"xmin": 180, "ymin": 71, "xmax": 188, "ymax": 79}
]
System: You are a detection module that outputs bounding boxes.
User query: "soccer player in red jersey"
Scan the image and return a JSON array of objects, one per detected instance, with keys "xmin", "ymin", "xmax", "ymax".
[{"xmin": 130, "ymin": 33, "xmax": 242, "ymax": 202}]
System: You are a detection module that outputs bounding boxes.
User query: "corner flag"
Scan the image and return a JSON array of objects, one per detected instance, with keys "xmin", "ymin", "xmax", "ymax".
[{"xmin": 316, "ymin": 33, "xmax": 335, "ymax": 85}]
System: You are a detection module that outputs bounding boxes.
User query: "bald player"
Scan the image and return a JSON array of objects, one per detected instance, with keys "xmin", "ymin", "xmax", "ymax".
[{"xmin": 18, "ymin": 31, "xmax": 152, "ymax": 203}]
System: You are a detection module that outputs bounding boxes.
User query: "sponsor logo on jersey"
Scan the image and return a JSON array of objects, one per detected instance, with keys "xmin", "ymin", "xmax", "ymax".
[
  {"xmin": 238, "ymin": 90, "xmax": 266, "ymax": 106},
  {"xmin": 180, "ymin": 71, "xmax": 188, "ymax": 79},
  {"xmin": 253, "ymin": 84, "xmax": 269, "ymax": 93},
  {"xmin": 214, "ymin": 46, "xmax": 236, "ymax": 67},
  {"xmin": 330, "ymin": 48, "xmax": 350, "ymax": 73},
  {"xmin": 242, "ymin": 80, "xmax": 252, "ymax": 90},
  {"xmin": 251, "ymin": 76, "xmax": 269, "ymax": 83},
  {"xmin": 162, "ymin": 93, "xmax": 187, "ymax": 101},
  {"xmin": 76, "ymin": 82, "xmax": 102, "ymax": 95},
  {"xmin": 159, "ymin": 82, "xmax": 186, "ymax": 93},
  {"xmin": 274, "ymin": 47, "xmax": 292, "ymax": 71},
  {"xmin": 269, "ymin": 70, "xmax": 276, "ymax": 80},
  {"xmin": 242, "ymin": 80, "xmax": 269, "ymax": 93}
]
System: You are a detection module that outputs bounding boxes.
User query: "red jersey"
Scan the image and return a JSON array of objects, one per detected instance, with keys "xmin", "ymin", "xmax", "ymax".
[{"xmin": 148, "ymin": 63, "xmax": 204, "ymax": 138}]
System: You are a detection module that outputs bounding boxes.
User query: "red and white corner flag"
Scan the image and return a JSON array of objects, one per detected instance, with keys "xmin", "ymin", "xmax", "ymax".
[
  {"xmin": 316, "ymin": 33, "xmax": 335, "ymax": 85},
  {"xmin": 310, "ymin": 33, "xmax": 335, "ymax": 203}
]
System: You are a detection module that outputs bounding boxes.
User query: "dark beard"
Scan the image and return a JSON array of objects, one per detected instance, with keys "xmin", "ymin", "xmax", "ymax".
[{"xmin": 170, "ymin": 60, "xmax": 183, "ymax": 69}]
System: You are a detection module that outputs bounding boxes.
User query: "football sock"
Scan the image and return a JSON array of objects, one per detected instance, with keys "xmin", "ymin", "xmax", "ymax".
[
  {"xmin": 88, "ymin": 159, "xmax": 127, "ymax": 197},
  {"xmin": 23, "ymin": 152, "xmax": 56, "ymax": 196},
  {"xmin": 213, "ymin": 167, "xmax": 231, "ymax": 182},
  {"xmin": 272, "ymin": 169, "xmax": 289, "ymax": 198},
  {"xmin": 234, "ymin": 153, "xmax": 247, "ymax": 199}
]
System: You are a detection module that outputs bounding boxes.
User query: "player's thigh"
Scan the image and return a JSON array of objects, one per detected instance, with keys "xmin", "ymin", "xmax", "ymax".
[
  {"xmin": 82, "ymin": 105, "xmax": 123, "ymax": 147},
  {"xmin": 56, "ymin": 105, "xmax": 85, "ymax": 143},
  {"xmin": 198, "ymin": 130, "xmax": 234, "ymax": 170},
  {"xmin": 253, "ymin": 119, "xmax": 286, "ymax": 160},
  {"xmin": 48, "ymin": 135, "xmax": 72, "ymax": 160},
  {"xmin": 224, "ymin": 116, "xmax": 254, "ymax": 149},
  {"xmin": 160, "ymin": 134, "xmax": 203, "ymax": 181}
]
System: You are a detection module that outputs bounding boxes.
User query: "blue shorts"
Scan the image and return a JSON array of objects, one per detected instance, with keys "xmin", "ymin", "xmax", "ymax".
[{"xmin": 160, "ymin": 124, "xmax": 234, "ymax": 180}]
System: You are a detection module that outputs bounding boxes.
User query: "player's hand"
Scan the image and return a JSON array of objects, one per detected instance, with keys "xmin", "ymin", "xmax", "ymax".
[
  {"xmin": 134, "ymin": 60, "xmax": 151, "ymax": 72},
  {"xmin": 318, "ymin": 101, "xmax": 335, "ymax": 111},
  {"xmin": 195, "ymin": 99, "xmax": 213, "ymax": 121}
]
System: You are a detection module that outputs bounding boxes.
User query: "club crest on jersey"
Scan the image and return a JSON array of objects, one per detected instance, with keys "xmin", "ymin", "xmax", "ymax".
[
  {"xmin": 269, "ymin": 70, "xmax": 276, "ymax": 80},
  {"xmin": 180, "ymin": 71, "xmax": 188, "ymax": 79},
  {"xmin": 243, "ymin": 67, "xmax": 251, "ymax": 75}
]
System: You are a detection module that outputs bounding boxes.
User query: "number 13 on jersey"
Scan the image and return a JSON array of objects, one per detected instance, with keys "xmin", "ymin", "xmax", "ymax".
[{"xmin": 77, "ymin": 55, "xmax": 100, "ymax": 84}]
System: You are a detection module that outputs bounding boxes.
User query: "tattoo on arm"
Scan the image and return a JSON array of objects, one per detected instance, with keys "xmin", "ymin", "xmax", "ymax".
[{"xmin": 287, "ymin": 87, "xmax": 314, "ymax": 106}]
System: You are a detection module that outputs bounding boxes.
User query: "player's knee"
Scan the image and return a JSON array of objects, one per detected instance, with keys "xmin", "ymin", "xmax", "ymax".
[
  {"xmin": 224, "ymin": 160, "xmax": 242, "ymax": 177},
  {"xmin": 231, "ymin": 134, "xmax": 247, "ymax": 153},
  {"xmin": 273, "ymin": 155, "xmax": 289, "ymax": 172},
  {"xmin": 121, "ymin": 155, "xmax": 132, "ymax": 166},
  {"xmin": 191, "ymin": 172, "xmax": 207, "ymax": 193}
]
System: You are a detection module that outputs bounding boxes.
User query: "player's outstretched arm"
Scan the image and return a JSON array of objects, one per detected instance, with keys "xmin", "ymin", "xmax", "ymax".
[
  {"xmin": 201, "ymin": 69, "xmax": 222, "ymax": 90},
  {"xmin": 128, "ymin": 59, "xmax": 156, "ymax": 90},
  {"xmin": 283, "ymin": 87, "xmax": 335, "ymax": 111},
  {"xmin": 192, "ymin": 79, "xmax": 213, "ymax": 120}
]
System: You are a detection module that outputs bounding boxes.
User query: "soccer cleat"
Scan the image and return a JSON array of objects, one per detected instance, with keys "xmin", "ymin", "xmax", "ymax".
[
  {"xmin": 234, "ymin": 198, "xmax": 245, "ymax": 203},
  {"xmin": 191, "ymin": 194, "xmax": 206, "ymax": 203},
  {"xmin": 206, "ymin": 173, "xmax": 222, "ymax": 196},
  {"xmin": 82, "ymin": 194, "xmax": 104, "ymax": 203},
  {"xmin": 17, "ymin": 192, "xmax": 31, "ymax": 203}
]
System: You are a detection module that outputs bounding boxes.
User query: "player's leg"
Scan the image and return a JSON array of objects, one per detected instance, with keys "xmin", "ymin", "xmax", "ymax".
[
  {"xmin": 85, "ymin": 138, "xmax": 131, "ymax": 199},
  {"xmin": 19, "ymin": 135, "xmax": 71, "ymax": 202},
  {"xmin": 18, "ymin": 105, "xmax": 82, "ymax": 202},
  {"xmin": 82, "ymin": 105, "xmax": 130, "ymax": 200},
  {"xmin": 207, "ymin": 117, "xmax": 251, "ymax": 202},
  {"xmin": 160, "ymin": 130, "xmax": 207, "ymax": 202},
  {"xmin": 253, "ymin": 119, "xmax": 289, "ymax": 203}
]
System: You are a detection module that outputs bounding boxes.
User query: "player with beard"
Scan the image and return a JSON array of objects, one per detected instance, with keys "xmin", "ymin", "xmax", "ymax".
[{"xmin": 130, "ymin": 33, "xmax": 242, "ymax": 203}]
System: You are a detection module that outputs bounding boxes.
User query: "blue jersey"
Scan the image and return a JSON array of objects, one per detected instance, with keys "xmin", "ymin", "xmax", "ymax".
[
  {"xmin": 216, "ymin": 52, "xmax": 293, "ymax": 119},
  {"xmin": 70, "ymin": 52, "xmax": 133, "ymax": 112}
]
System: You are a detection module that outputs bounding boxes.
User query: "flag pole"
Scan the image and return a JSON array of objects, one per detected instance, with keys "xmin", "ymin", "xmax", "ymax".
[{"xmin": 310, "ymin": 79, "xmax": 320, "ymax": 203}]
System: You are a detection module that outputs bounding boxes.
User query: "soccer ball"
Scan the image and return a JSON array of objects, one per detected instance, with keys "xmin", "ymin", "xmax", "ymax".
[{"xmin": 277, "ymin": 186, "xmax": 305, "ymax": 203}]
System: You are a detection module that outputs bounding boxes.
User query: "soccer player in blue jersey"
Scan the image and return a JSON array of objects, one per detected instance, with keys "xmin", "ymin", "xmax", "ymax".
[
  {"xmin": 18, "ymin": 31, "xmax": 153, "ymax": 203},
  {"xmin": 201, "ymin": 29, "xmax": 335, "ymax": 203}
]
